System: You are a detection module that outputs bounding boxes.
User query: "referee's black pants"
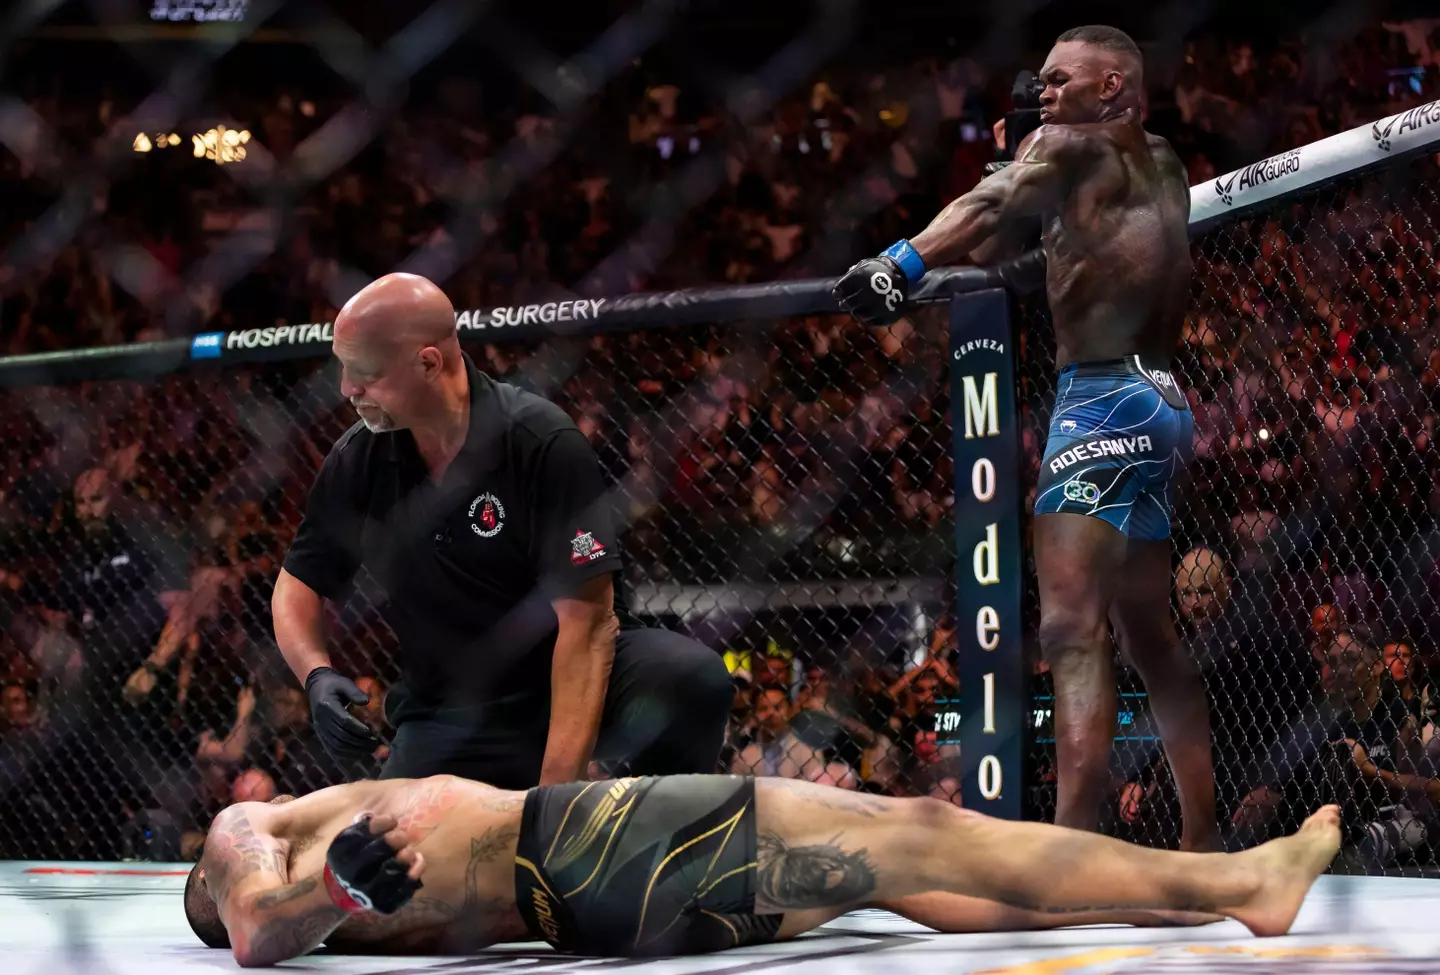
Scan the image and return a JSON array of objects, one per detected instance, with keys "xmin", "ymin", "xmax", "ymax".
[{"xmin": 377, "ymin": 627, "xmax": 733, "ymax": 789}]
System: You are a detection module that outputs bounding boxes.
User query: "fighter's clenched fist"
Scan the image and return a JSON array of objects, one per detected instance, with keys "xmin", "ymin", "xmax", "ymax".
[
  {"xmin": 324, "ymin": 812, "xmax": 425, "ymax": 915},
  {"xmin": 831, "ymin": 240, "xmax": 927, "ymax": 326}
]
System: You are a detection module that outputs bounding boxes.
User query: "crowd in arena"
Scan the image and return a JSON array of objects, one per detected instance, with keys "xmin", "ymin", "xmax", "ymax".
[{"xmin": 1, "ymin": 14, "xmax": 1440, "ymax": 868}]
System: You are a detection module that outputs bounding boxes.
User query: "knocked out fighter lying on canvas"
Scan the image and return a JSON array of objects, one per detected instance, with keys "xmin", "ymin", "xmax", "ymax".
[{"xmin": 184, "ymin": 772, "xmax": 1339, "ymax": 967}]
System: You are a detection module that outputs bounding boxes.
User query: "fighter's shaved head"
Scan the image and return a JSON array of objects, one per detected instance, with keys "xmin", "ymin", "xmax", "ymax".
[
  {"xmin": 1043, "ymin": 25, "xmax": 1145, "ymax": 122},
  {"xmin": 335, "ymin": 272, "xmax": 458, "ymax": 354},
  {"xmin": 1056, "ymin": 25, "xmax": 1143, "ymax": 78}
]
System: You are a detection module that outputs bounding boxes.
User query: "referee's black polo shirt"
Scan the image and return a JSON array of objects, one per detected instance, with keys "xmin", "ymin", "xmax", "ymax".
[{"xmin": 282, "ymin": 353, "xmax": 625, "ymax": 707}]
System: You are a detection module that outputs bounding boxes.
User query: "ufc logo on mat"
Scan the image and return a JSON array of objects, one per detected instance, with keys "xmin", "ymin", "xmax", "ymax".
[{"xmin": 869, "ymin": 270, "xmax": 901, "ymax": 311}]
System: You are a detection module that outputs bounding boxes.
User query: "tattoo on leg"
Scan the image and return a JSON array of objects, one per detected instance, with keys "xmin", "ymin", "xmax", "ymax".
[
  {"xmin": 755, "ymin": 832, "xmax": 877, "ymax": 909},
  {"xmin": 998, "ymin": 897, "xmax": 1219, "ymax": 916},
  {"xmin": 807, "ymin": 790, "xmax": 886, "ymax": 819}
]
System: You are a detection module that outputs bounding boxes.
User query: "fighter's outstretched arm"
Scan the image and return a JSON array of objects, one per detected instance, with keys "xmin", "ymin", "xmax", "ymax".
[
  {"xmin": 203, "ymin": 804, "xmax": 348, "ymax": 968},
  {"xmin": 909, "ymin": 126, "xmax": 1097, "ymax": 268}
]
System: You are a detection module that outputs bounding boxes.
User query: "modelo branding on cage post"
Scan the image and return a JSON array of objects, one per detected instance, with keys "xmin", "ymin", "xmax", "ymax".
[{"xmin": 946, "ymin": 289, "xmax": 1023, "ymax": 820}]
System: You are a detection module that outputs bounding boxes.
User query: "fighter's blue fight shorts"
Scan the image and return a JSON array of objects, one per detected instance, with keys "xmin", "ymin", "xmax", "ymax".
[{"xmin": 1033, "ymin": 355, "xmax": 1193, "ymax": 541}]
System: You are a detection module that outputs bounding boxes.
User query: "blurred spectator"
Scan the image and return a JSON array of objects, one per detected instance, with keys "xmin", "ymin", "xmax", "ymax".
[
  {"xmin": 0, "ymin": 681, "xmax": 40, "ymax": 735},
  {"xmin": 729, "ymin": 687, "xmax": 802, "ymax": 779},
  {"xmin": 230, "ymin": 767, "xmax": 278, "ymax": 804},
  {"xmin": 1385, "ymin": 641, "xmax": 1423, "ymax": 718}
]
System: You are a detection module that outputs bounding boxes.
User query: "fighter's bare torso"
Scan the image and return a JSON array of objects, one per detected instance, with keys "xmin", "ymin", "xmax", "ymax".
[
  {"xmin": 242, "ymin": 776, "xmax": 529, "ymax": 952},
  {"xmin": 1025, "ymin": 120, "xmax": 1192, "ymax": 368}
]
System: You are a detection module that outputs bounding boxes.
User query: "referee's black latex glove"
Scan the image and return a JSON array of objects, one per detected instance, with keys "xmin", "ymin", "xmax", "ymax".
[
  {"xmin": 324, "ymin": 813, "xmax": 424, "ymax": 915},
  {"xmin": 832, "ymin": 255, "xmax": 910, "ymax": 327},
  {"xmin": 305, "ymin": 666, "xmax": 383, "ymax": 764}
]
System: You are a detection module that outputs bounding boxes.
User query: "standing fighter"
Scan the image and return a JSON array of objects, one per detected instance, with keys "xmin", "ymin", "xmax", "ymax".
[
  {"xmin": 834, "ymin": 26, "xmax": 1217, "ymax": 849},
  {"xmin": 273, "ymin": 272, "xmax": 732, "ymax": 788}
]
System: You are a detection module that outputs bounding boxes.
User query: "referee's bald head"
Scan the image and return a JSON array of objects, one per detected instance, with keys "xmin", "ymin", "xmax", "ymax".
[
  {"xmin": 333, "ymin": 273, "xmax": 465, "ymax": 434},
  {"xmin": 335, "ymin": 272, "xmax": 459, "ymax": 356}
]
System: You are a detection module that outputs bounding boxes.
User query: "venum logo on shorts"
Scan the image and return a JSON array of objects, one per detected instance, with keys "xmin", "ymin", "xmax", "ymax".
[
  {"xmin": 1212, "ymin": 148, "xmax": 1301, "ymax": 206},
  {"xmin": 1048, "ymin": 435, "xmax": 1153, "ymax": 474},
  {"xmin": 468, "ymin": 492, "xmax": 506, "ymax": 537},
  {"xmin": 1060, "ymin": 419, "xmax": 1077, "ymax": 433},
  {"xmin": 1372, "ymin": 100, "xmax": 1440, "ymax": 152},
  {"xmin": 1063, "ymin": 480, "xmax": 1101, "ymax": 505},
  {"xmin": 1146, "ymin": 367, "xmax": 1175, "ymax": 390},
  {"xmin": 570, "ymin": 530, "xmax": 607, "ymax": 565},
  {"xmin": 529, "ymin": 885, "xmax": 561, "ymax": 942}
]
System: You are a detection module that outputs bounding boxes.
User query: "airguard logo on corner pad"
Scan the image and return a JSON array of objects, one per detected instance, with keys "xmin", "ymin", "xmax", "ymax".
[
  {"xmin": 1373, "ymin": 100, "xmax": 1440, "ymax": 152},
  {"xmin": 468, "ymin": 492, "xmax": 506, "ymax": 538},
  {"xmin": 1213, "ymin": 148, "xmax": 1301, "ymax": 206},
  {"xmin": 190, "ymin": 332, "xmax": 224, "ymax": 359},
  {"xmin": 570, "ymin": 531, "xmax": 607, "ymax": 565}
]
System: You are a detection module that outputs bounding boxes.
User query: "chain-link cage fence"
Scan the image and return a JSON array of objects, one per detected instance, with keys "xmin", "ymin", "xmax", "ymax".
[
  {"xmin": 0, "ymin": 0, "xmax": 1000, "ymax": 862},
  {"xmin": 0, "ymin": 305, "xmax": 964, "ymax": 862},
  {"xmin": 2, "ymin": 0, "xmax": 1440, "ymax": 879},
  {"xmin": 1019, "ymin": 151, "xmax": 1440, "ymax": 875}
]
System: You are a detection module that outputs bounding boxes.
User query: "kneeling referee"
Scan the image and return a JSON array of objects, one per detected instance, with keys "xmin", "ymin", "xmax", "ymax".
[{"xmin": 273, "ymin": 272, "xmax": 732, "ymax": 788}]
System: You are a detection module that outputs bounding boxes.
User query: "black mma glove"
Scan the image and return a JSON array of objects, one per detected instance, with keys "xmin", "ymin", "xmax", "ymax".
[
  {"xmin": 323, "ymin": 813, "xmax": 423, "ymax": 915},
  {"xmin": 305, "ymin": 666, "xmax": 383, "ymax": 764},
  {"xmin": 832, "ymin": 240, "xmax": 927, "ymax": 327}
]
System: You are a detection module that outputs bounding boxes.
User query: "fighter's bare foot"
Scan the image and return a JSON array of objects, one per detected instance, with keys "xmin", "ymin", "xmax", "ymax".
[{"xmin": 1227, "ymin": 805, "xmax": 1341, "ymax": 937}]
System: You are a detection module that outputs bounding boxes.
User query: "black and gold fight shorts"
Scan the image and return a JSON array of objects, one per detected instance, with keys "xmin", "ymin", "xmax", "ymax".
[{"xmin": 513, "ymin": 774, "xmax": 783, "ymax": 957}]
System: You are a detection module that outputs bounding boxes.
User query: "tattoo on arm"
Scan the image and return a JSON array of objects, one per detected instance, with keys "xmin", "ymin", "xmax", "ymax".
[
  {"xmin": 205, "ymin": 809, "xmax": 286, "ymax": 910},
  {"xmin": 244, "ymin": 901, "xmax": 348, "ymax": 963},
  {"xmin": 755, "ymin": 832, "xmax": 876, "ymax": 910},
  {"xmin": 253, "ymin": 875, "xmax": 319, "ymax": 909}
]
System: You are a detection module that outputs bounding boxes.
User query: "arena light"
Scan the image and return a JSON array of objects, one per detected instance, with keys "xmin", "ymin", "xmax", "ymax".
[
  {"xmin": 133, "ymin": 133, "xmax": 185, "ymax": 153},
  {"xmin": 192, "ymin": 125, "xmax": 251, "ymax": 165}
]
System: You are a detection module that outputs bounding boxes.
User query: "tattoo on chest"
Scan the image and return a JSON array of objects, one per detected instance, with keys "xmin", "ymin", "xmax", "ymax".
[
  {"xmin": 755, "ymin": 832, "xmax": 876, "ymax": 910},
  {"xmin": 459, "ymin": 824, "xmax": 525, "ymax": 943},
  {"xmin": 395, "ymin": 779, "xmax": 462, "ymax": 837},
  {"xmin": 330, "ymin": 821, "xmax": 524, "ymax": 951}
]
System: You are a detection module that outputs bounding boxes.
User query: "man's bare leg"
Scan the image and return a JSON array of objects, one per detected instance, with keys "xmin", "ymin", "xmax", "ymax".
[
  {"xmin": 1112, "ymin": 539, "xmax": 1219, "ymax": 852},
  {"xmin": 775, "ymin": 895, "xmax": 1222, "ymax": 941},
  {"xmin": 1035, "ymin": 513, "xmax": 1126, "ymax": 833},
  {"xmin": 754, "ymin": 781, "xmax": 1339, "ymax": 937}
]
